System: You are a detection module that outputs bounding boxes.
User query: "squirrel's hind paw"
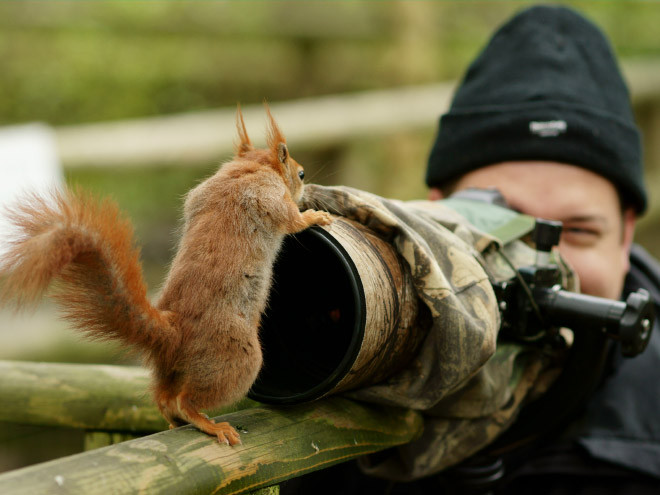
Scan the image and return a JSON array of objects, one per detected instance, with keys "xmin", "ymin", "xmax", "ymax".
[{"xmin": 212, "ymin": 422, "xmax": 241, "ymax": 446}]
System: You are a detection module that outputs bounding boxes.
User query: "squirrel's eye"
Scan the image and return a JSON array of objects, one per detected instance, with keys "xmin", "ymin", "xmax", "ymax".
[{"xmin": 298, "ymin": 170, "xmax": 305, "ymax": 180}]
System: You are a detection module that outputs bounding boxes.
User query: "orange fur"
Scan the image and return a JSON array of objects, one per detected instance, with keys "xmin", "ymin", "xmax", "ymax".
[{"xmin": 0, "ymin": 106, "xmax": 332, "ymax": 445}]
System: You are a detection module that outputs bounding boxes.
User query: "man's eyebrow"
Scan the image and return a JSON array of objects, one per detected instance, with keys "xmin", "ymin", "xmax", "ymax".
[
  {"xmin": 563, "ymin": 215, "xmax": 608, "ymax": 224},
  {"xmin": 561, "ymin": 215, "xmax": 610, "ymax": 229}
]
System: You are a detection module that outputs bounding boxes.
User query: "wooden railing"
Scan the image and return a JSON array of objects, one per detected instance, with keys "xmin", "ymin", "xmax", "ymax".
[
  {"xmin": 0, "ymin": 360, "xmax": 423, "ymax": 494},
  {"xmin": 52, "ymin": 60, "xmax": 660, "ymax": 169}
]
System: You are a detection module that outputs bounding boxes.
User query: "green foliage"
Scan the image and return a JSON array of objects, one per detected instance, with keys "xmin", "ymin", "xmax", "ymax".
[{"xmin": 2, "ymin": 2, "xmax": 657, "ymax": 127}]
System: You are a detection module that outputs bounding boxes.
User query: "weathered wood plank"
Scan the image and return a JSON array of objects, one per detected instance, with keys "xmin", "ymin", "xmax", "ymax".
[
  {"xmin": 83, "ymin": 432, "xmax": 282, "ymax": 495},
  {"xmin": 0, "ymin": 397, "xmax": 423, "ymax": 494},
  {"xmin": 0, "ymin": 360, "xmax": 256, "ymax": 432}
]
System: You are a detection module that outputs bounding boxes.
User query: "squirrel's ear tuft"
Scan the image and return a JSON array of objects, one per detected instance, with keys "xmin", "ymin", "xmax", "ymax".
[
  {"xmin": 264, "ymin": 101, "xmax": 287, "ymax": 155},
  {"xmin": 235, "ymin": 104, "xmax": 254, "ymax": 156}
]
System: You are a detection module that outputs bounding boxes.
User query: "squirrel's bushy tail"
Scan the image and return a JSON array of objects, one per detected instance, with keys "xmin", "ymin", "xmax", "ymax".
[{"xmin": 0, "ymin": 189, "xmax": 178, "ymax": 360}]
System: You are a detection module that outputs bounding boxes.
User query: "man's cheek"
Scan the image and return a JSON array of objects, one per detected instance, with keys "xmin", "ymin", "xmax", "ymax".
[
  {"xmin": 557, "ymin": 247, "xmax": 603, "ymax": 298},
  {"xmin": 573, "ymin": 254, "xmax": 623, "ymax": 299}
]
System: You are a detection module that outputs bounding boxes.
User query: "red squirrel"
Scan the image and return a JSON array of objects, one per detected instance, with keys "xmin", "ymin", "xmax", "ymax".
[{"xmin": 0, "ymin": 106, "xmax": 333, "ymax": 445}]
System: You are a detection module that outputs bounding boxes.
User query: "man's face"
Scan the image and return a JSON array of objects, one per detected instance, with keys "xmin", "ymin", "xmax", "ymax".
[{"xmin": 429, "ymin": 161, "xmax": 636, "ymax": 300}]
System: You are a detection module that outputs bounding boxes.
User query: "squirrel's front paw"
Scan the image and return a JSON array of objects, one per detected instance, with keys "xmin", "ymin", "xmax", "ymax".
[{"xmin": 304, "ymin": 210, "xmax": 333, "ymax": 226}]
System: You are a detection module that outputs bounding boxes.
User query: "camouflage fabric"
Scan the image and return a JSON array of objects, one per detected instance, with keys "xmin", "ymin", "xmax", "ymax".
[{"xmin": 303, "ymin": 185, "xmax": 574, "ymax": 481}]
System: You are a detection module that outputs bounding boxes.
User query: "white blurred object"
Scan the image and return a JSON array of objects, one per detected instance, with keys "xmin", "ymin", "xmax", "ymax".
[{"xmin": 0, "ymin": 123, "xmax": 63, "ymax": 257}]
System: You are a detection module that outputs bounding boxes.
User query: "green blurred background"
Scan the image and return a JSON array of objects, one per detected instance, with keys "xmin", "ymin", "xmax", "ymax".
[
  {"xmin": 1, "ymin": 0, "xmax": 660, "ymax": 365},
  {"xmin": 1, "ymin": 0, "xmax": 660, "ymax": 471},
  {"xmin": 2, "ymin": 0, "xmax": 660, "ymax": 359}
]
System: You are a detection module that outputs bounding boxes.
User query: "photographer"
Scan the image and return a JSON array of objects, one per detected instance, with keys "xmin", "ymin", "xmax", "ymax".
[
  {"xmin": 285, "ymin": 5, "xmax": 660, "ymax": 493},
  {"xmin": 428, "ymin": 5, "xmax": 660, "ymax": 493}
]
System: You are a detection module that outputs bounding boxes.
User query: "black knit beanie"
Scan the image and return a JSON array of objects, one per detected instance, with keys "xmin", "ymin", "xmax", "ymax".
[{"xmin": 426, "ymin": 5, "xmax": 646, "ymax": 213}]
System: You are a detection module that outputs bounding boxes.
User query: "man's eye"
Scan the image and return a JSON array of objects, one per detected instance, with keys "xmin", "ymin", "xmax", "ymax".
[
  {"xmin": 562, "ymin": 227, "xmax": 600, "ymax": 246},
  {"xmin": 564, "ymin": 227, "xmax": 598, "ymax": 236}
]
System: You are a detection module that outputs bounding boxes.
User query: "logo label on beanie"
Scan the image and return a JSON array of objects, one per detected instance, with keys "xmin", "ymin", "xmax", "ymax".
[{"xmin": 529, "ymin": 120, "xmax": 567, "ymax": 137}]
